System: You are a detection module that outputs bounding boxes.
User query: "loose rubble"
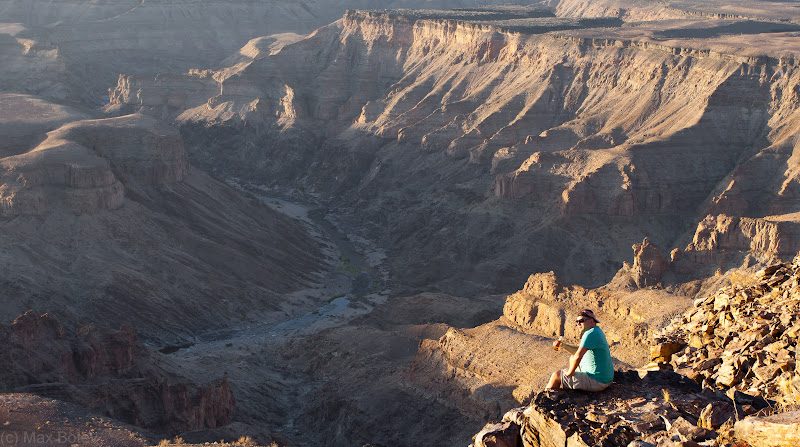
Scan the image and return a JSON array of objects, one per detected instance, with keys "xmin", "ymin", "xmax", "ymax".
[
  {"xmin": 472, "ymin": 370, "xmax": 767, "ymax": 447},
  {"xmin": 655, "ymin": 255, "xmax": 800, "ymax": 408}
]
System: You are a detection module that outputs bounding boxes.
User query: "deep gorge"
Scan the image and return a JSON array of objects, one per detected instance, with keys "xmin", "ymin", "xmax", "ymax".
[
  {"xmin": 2, "ymin": 1, "xmax": 800, "ymax": 446},
  {"xmin": 109, "ymin": 7, "xmax": 800, "ymax": 294}
]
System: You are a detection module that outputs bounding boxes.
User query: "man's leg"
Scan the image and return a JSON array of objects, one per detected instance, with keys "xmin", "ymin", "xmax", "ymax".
[{"xmin": 545, "ymin": 370, "xmax": 562, "ymax": 389}]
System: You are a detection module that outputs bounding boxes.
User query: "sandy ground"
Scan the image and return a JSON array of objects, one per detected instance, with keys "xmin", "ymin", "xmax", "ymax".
[{"xmin": 0, "ymin": 394, "xmax": 151, "ymax": 447}]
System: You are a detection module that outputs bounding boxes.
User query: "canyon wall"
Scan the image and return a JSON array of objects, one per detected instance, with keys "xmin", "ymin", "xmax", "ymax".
[
  {"xmin": 108, "ymin": 7, "xmax": 800, "ymax": 293},
  {"xmin": 0, "ymin": 311, "xmax": 234, "ymax": 435},
  {"xmin": 554, "ymin": 0, "xmax": 800, "ymax": 23},
  {"xmin": 0, "ymin": 98, "xmax": 326, "ymax": 342},
  {"xmin": 0, "ymin": 114, "xmax": 187, "ymax": 217}
]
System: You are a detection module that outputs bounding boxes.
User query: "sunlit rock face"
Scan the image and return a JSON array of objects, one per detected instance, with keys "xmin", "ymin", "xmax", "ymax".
[
  {"xmin": 105, "ymin": 5, "xmax": 800, "ymax": 294},
  {"xmin": 0, "ymin": 114, "xmax": 187, "ymax": 217}
]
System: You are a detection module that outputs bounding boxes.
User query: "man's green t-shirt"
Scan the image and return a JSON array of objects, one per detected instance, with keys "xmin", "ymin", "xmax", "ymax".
[{"xmin": 578, "ymin": 326, "xmax": 614, "ymax": 384}]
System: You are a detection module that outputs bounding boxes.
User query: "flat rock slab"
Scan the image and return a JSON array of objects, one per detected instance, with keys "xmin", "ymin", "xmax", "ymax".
[{"xmin": 734, "ymin": 410, "xmax": 800, "ymax": 447}]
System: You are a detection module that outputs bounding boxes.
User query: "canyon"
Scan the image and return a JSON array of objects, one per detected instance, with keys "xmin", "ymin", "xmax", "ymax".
[
  {"xmin": 108, "ymin": 1, "xmax": 800, "ymax": 294},
  {"xmin": 2, "ymin": 0, "xmax": 800, "ymax": 446}
]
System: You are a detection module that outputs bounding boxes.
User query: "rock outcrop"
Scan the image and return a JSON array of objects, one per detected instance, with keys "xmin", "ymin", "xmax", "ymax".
[
  {"xmin": 0, "ymin": 114, "xmax": 188, "ymax": 217},
  {"xmin": 675, "ymin": 214, "xmax": 800, "ymax": 275},
  {"xmin": 472, "ymin": 370, "xmax": 767, "ymax": 447},
  {"xmin": 401, "ymin": 269, "xmax": 699, "ymax": 445},
  {"xmin": 47, "ymin": 115, "xmax": 189, "ymax": 186},
  {"xmin": 465, "ymin": 241, "xmax": 800, "ymax": 447},
  {"xmin": 0, "ymin": 311, "xmax": 234, "ymax": 435},
  {"xmin": 611, "ymin": 238, "xmax": 670, "ymax": 289},
  {"xmin": 473, "ymin": 254, "xmax": 800, "ymax": 447},
  {"xmin": 501, "ymin": 269, "xmax": 688, "ymax": 361}
]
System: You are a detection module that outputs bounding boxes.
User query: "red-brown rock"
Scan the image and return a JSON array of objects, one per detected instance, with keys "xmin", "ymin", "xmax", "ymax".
[{"xmin": 0, "ymin": 311, "xmax": 234, "ymax": 435}]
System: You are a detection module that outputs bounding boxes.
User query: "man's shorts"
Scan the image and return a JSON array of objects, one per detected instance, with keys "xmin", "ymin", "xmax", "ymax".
[{"xmin": 561, "ymin": 370, "xmax": 611, "ymax": 392}]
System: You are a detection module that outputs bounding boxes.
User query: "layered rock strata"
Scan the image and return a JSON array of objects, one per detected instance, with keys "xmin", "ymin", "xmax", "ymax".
[
  {"xmin": 0, "ymin": 0, "xmax": 544, "ymax": 103},
  {"xmin": 674, "ymin": 215, "xmax": 800, "ymax": 275},
  {"xmin": 0, "ymin": 93, "xmax": 91, "ymax": 158},
  {"xmin": 0, "ymin": 108, "xmax": 324, "ymax": 341},
  {"xmin": 0, "ymin": 114, "xmax": 187, "ymax": 217},
  {"xmin": 107, "ymin": 6, "xmax": 800, "ymax": 293},
  {"xmin": 555, "ymin": 0, "xmax": 800, "ymax": 23}
]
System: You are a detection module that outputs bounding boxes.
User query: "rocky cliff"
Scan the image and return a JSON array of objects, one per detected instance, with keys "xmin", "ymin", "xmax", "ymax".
[
  {"xmin": 0, "ymin": 113, "xmax": 187, "ymax": 216},
  {"xmin": 107, "ymin": 5, "xmax": 800, "ymax": 294},
  {"xmin": 0, "ymin": 311, "xmax": 234, "ymax": 435},
  {"xmin": 0, "ymin": 97, "xmax": 325, "ymax": 342}
]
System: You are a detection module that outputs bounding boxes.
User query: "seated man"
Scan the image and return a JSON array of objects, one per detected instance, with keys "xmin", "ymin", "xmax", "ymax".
[{"xmin": 545, "ymin": 309, "xmax": 613, "ymax": 392}]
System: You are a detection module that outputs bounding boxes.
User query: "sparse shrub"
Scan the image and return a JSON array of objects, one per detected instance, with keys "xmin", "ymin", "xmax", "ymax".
[
  {"xmin": 237, "ymin": 436, "xmax": 257, "ymax": 446},
  {"xmin": 328, "ymin": 293, "xmax": 346, "ymax": 302},
  {"xmin": 157, "ymin": 440, "xmax": 171, "ymax": 447}
]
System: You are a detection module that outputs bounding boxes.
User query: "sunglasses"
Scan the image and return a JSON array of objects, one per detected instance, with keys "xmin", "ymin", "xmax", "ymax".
[{"xmin": 576, "ymin": 318, "xmax": 587, "ymax": 324}]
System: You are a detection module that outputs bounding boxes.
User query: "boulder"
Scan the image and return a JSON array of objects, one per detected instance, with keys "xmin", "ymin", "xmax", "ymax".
[
  {"xmin": 650, "ymin": 342, "xmax": 686, "ymax": 363},
  {"xmin": 473, "ymin": 421, "xmax": 520, "ymax": 447},
  {"xmin": 698, "ymin": 401, "xmax": 734, "ymax": 430},
  {"xmin": 668, "ymin": 417, "xmax": 716, "ymax": 442}
]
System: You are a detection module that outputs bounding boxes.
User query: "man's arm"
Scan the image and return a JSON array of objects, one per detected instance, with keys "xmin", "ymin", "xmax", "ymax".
[
  {"xmin": 565, "ymin": 346, "xmax": 588, "ymax": 376},
  {"xmin": 560, "ymin": 343, "xmax": 578, "ymax": 355}
]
